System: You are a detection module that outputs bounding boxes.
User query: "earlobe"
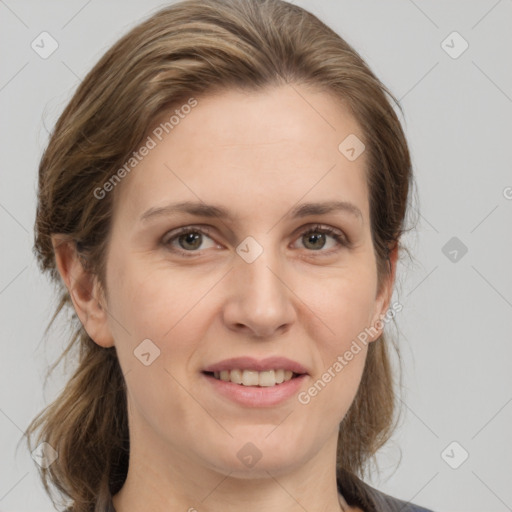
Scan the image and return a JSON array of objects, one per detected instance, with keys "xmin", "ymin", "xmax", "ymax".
[{"xmin": 51, "ymin": 235, "xmax": 114, "ymax": 348}]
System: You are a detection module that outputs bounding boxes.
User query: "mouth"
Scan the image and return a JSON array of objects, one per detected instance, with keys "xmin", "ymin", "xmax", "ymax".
[
  {"xmin": 202, "ymin": 369, "xmax": 308, "ymax": 407},
  {"xmin": 202, "ymin": 369, "xmax": 304, "ymax": 387}
]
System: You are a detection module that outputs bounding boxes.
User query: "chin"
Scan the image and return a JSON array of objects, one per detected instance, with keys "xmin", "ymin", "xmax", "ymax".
[
  {"xmin": 199, "ymin": 437, "xmax": 306, "ymax": 479},
  {"xmin": 210, "ymin": 457, "xmax": 301, "ymax": 480}
]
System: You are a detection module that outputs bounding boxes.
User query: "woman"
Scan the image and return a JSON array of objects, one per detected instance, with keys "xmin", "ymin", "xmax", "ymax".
[{"xmin": 26, "ymin": 1, "xmax": 433, "ymax": 511}]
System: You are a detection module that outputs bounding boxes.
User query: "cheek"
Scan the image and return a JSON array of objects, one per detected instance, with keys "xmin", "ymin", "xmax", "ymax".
[
  {"xmin": 106, "ymin": 257, "xmax": 220, "ymax": 380},
  {"xmin": 296, "ymin": 264, "xmax": 376, "ymax": 410},
  {"xmin": 108, "ymin": 256, "xmax": 205, "ymax": 336},
  {"xmin": 308, "ymin": 347, "xmax": 368, "ymax": 421},
  {"xmin": 301, "ymin": 263, "xmax": 378, "ymax": 344},
  {"xmin": 105, "ymin": 261, "xmax": 210, "ymax": 429},
  {"xmin": 298, "ymin": 273, "xmax": 373, "ymax": 421}
]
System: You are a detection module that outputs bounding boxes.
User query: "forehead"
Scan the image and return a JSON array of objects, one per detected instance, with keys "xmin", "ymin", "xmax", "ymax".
[{"xmin": 111, "ymin": 85, "xmax": 369, "ymax": 224}]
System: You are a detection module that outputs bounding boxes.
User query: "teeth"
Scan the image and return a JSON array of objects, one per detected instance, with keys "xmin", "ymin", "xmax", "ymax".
[
  {"xmin": 212, "ymin": 369, "xmax": 296, "ymax": 386},
  {"xmin": 242, "ymin": 370, "xmax": 259, "ymax": 386},
  {"xmin": 257, "ymin": 370, "xmax": 275, "ymax": 387},
  {"xmin": 274, "ymin": 369, "xmax": 285, "ymax": 384},
  {"xmin": 229, "ymin": 369, "xmax": 243, "ymax": 384}
]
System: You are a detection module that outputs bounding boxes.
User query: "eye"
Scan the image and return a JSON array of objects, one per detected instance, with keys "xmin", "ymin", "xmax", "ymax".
[
  {"xmin": 161, "ymin": 224, "xmax": 350, "ymax": 257},
  {"xmin": 293, "ymin": 225, "xmax": 349, "ymax": 253},
  {"xmin": 162, "ymin": 226, "xmax": 218, "ymax": 255}
]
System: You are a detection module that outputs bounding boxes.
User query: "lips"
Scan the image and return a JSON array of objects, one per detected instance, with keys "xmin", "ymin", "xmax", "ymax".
[
  {"xmin": 202, "ymin": 364, "xmax": 308, "ymax": 407},
  {"xmin": 202, "ymin": 356, "xmax": 309, "ymax": 375}
]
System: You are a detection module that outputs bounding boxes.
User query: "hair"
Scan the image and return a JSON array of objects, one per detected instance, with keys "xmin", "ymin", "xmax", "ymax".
[{"xmin": 25, "ymin": 1, "xmax": 415, "ymax": 511}]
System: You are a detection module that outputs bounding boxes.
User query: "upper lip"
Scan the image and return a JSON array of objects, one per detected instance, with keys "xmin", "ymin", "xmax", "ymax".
[{"xmin": 203, "ymin": 356, "xmax": 309, "ymax": 375}]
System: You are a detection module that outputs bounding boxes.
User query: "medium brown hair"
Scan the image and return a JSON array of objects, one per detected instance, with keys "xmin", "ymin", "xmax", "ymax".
[{"xmin": 25, "ymin": 1, "xmax": 414, "ymax": 510}]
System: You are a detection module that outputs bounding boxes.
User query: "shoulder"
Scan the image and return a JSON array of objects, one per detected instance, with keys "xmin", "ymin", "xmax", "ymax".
[
  {"xmin": 362, "ymin": 483, "xmax": 435, "ymax": 512},
  {"xmin": 337, "ymin": 469, "xmax": 436, "ymax": 512}
]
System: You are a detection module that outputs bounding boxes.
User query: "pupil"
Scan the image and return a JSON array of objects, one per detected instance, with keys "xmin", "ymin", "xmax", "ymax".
[
  {"xmin": 180, "ymin": 232, "xmax": 201, "ymax": 250},
  {"xmin": 305, "ymin": 232, "xmax": 325, "ymax": 250}
]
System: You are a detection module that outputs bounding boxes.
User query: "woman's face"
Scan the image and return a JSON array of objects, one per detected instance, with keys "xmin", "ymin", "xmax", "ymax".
[{"xmin": 101, "ymin": 85, "xmax": 394, "ymax": 479}]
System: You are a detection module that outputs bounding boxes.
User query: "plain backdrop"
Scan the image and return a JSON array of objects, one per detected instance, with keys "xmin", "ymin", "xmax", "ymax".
[{"xmin": 1, "ymin": 1, "xmax": 511, "ymax": 511}]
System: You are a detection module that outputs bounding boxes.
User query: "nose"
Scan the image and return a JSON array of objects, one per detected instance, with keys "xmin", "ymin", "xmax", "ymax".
[{"xmin": 221, "ymin": 244, "xmax": 296, "ymax": 339}]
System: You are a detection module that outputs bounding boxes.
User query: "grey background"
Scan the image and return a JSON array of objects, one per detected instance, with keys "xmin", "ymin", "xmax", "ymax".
[{"xmin": 1, "ymin": 1, "xmax": 511, "ymax": 511}]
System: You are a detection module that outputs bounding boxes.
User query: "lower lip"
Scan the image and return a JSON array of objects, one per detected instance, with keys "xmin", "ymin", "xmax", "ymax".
[{"xmin": 202, "ymin": 372, "xmax": 307, "ymax": 407}]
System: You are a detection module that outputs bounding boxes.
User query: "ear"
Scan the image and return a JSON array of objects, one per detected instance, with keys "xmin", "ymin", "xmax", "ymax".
[
  {"xmin": 367, "ymin": 243, "xmax": 399, "ymax": 342},
  {"xmin": 51, "ymin": 235, "xmax": 114, "ymax": 348}
]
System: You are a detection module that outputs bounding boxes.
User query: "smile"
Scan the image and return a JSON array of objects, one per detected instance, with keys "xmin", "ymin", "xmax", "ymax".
[{"xmin": 206, "ymin": 369, "xmax": 301, "ymax": 387}]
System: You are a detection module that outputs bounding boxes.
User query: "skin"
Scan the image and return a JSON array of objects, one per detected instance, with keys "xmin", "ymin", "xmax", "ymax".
[{"xmin": 53, "ymin": 84, "xmax": 397, "ymax": 512}]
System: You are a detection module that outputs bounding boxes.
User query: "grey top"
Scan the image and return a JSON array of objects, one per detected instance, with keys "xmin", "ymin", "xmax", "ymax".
[{"xmin": 336, "ymin": 468, "xmax": 435, "ymax": 512}]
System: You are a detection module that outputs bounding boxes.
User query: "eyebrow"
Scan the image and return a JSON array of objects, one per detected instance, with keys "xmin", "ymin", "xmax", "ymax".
[{"xmin": 139, "ymin": 200, "xmax": 363, "ymax": 223}]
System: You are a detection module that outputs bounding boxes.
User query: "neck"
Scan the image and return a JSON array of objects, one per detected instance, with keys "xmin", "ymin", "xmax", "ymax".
[{"xmin": 112, "ymin": 426, "xmax": 349, "ymax": 512}]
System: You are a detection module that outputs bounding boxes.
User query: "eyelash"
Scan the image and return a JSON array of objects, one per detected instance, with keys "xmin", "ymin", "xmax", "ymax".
[{"xmin": 161, "ymin": 224, "xmax": 350, "ymax": 258}]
